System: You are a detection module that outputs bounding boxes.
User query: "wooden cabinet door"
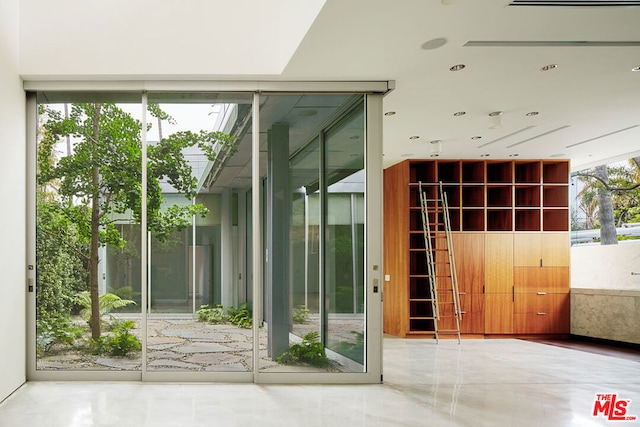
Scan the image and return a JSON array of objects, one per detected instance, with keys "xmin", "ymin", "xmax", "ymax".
[
  {"xmin": 514, "ymin": 233, "xmax": 569, "ymax": 267},
  {"xmin": 451, "ymin": 233, "xmax": 484, "ymax": 294},
  {"xmin": 485, "ymin": 294, "xmax": 513, "ymax": 334},
  {"xmin": 540, "ymin": 233, "xmax": 570, "ymax": 267},
  {"xmin": 514, "ymin": 266, "xmax": 570, "ymax": 293},
  {"xmin": 485, "ymin": 233, "xmax": 513, "ymax": 294}
]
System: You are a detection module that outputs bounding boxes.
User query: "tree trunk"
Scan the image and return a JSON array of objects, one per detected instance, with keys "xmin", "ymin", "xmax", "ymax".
[
  {"xmin": 90, "ymin": 103, "xmax": 102, "ymax": 340},
  {"xmin": 595, "ymin": 165, "xmax": 618, "ymax": 245}
]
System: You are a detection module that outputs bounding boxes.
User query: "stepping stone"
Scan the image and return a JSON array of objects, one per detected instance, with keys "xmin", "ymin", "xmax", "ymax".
[
  {"xmin": 185, "ymin": 353, "xmax": 244, "ymax": 365},
  {"xmin": 146, "ymin": 351, "xmax": 183, "ymax": 360},
  {"xmin": 96, "ymin": 357, "xmax": 141, "ymax": 370},
  {"xmin": 205, "ymin": 363, "xmax": 247, "ymax": 372},
  {"xmin": 148, "ymin": 359, "xmax": 201, "ymax": 369},
  {"xmin": 147, "ymin": 343, "xmax": 181, "ymax": 351},
  {"xmin": 175, "ymin": 342, "xmax": 234, "ymax": 353}
]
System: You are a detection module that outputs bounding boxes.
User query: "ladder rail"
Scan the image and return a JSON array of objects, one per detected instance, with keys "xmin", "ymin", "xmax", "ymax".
[
  {"xmin": 439, "ymin": 182, "xmax": 462, "ymax": 344},
  {"xmin": 418, "ymin": 181, "xmax": 439, "ymax": 342}
]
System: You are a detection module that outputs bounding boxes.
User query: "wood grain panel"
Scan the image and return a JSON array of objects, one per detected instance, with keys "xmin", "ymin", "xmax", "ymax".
[
  {"xmin": 458, "ymin": 293, "xmax": 484, "ymax": 334},
  {"xmin": 485, "ymin": 293, "xmax": 514, "ymax": 334},
  {"xmin": 451, "ymin": 233, "xmax": 485, "ymax": 294},
  {"xmin": 540, "ymin": 233, "xmax": 570, "ymax": 266},
  {"xmin": 513, "ymin": 233, "xmax": 542, "ymax": 266},
  {"xmin": 383, "ymin": 161, "xmax": 410, "ymax": 336},
  {"xmin": 514, "ymin": 267, "xmax": 570, "ymax": 293},
  {"xmin": 485, "ymin": 233, "xmax": 513, "ymax": 294}
]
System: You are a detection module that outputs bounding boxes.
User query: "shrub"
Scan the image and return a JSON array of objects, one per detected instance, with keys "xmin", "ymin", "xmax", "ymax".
[
  {"xmin": 227, "ymin": 303, "xmax": 252, "ymax": 328},
  {"xmin": 36, "ymin": 316, "xmax": 84, "ymax": 355},
  {"xmin": 277, "ymin": 331, "xmax": 330, "ymax": 367},
  {"xmin": 105, "ymin": 320, "xmax": 141, "ymax": 356},
  {"xmin": 74, "ymin": 291, "xmax": 136, "ymax": 325},
  {"xmin": 292, "ymin": 305, "xmax": 310, "ymax": 324},
  {"xmin": 196, "ymin": 304, "xmax": 225, "ymax": 323}
]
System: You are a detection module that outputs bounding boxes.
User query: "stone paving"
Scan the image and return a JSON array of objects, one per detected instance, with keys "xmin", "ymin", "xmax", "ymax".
[{"xmin": 37, "ymin": 315, "xmax": 364, "ymax": 373}]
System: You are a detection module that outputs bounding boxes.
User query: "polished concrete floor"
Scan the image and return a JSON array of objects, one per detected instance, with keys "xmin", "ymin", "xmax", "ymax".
[{"xmin": 1, "ymin": 337, "xmax": 640, "ymax": 426}]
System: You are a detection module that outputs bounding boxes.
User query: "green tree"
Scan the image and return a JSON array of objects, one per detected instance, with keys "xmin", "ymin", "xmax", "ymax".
[
  {"xmin": 37, "ymin": 102, "xmax": 235, "ymax": 340},
  {"xmin": 576, "ymin": 157, "xmax": 640, "ymax": 245}
]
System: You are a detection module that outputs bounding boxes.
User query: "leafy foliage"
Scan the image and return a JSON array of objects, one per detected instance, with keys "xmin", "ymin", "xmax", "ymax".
[
  {"xmin": 227, "ymin": 303, "xmax": 252, "ymax": 328},
  {"xmin": 74, "ymin": 291, "xmax": 136, "ymax": 324},
  {"xmin": 36, "ymin": 316, "xmax": 84, "ymax": 355},
  {"xmin": 292, "ymin": 305, "xmax": 310, "ymax": 324},
  {"xmin": 196, "ymin": 304, "xmax": 226, "ymax": 323},
  {"xmin": 105, "ymin": 320, "xmax": 141, "ymax": 356},
  {"xmin": 336, "ymin": 331, "xmax": 365, "ymax": 364},
  {"xmin": 277, "ymin": 331, "xmax": 330, "ymax": 367},
  {"xmin": 37, "ymin": 101, "xmax": 236, "ymax": 339},
  {"xmin": 36, "ymin": 194, "xmax": 88, "ymax": 321}
]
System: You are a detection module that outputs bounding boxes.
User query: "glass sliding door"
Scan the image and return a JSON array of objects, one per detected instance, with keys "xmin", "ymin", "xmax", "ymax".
[
  {"xmin": 28, "ymin": 82, "xmax": 384, "ymax": 383},
  {"xmin": 260, "ymin": 94, "xmax": 366, "ymax": 373},
  {"xmin": 35, "ymin": 92, "xmax": 143, "ymax": 372},
  {"xmin": 144, "ymin": 92, "xmax": 254, "ymax": 374},
  {"xmin": 324, "ymin": 107, "xmax": 366, "ymax": 367}
]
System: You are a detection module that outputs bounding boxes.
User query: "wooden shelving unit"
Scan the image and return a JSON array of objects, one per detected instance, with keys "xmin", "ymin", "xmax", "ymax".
[{"xmin": 383, "ymin": 159, "xmax": 571, "ymax": 337}]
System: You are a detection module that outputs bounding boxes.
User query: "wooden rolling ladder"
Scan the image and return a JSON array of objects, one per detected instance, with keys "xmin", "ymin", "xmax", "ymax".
[{"xmin": 418, "ymin": 181, "xmax": 462, "ymax": 343}]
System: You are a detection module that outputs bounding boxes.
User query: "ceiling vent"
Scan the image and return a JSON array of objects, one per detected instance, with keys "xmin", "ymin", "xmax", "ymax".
[{"xmin": 510, "ymin": 1, "xmax": 640, "ymax": 6}]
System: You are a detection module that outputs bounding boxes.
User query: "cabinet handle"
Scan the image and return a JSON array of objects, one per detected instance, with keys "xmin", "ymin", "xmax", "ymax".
[
  {"xmin": 537, "ymin": 312, "xmax": 547, "ymax": 316},
  {"xmin": 512, "ymin": 285, "xmax": 515, "ymax": 302},
  {"xmin": 537, "ymin": 292, "xmax": 547, "ymax": 295},
  {"xmin": 540, "ymin": 258, "xmax": 543, "ymax": 267}
]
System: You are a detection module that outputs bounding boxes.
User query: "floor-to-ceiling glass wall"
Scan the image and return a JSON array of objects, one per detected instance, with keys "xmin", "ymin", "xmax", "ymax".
[
  {"xmin": 29, "ymin": 83, "xmax": 384, "ymax": 383},
  {"xmin": 144, "ymin": 92, "xmax": 254, "ymax": 374},
  {"xmin": 34, "ymin": 92, "xmax": 143, "ymax": 372},
  {"xmin": 259, "ymin": 94, "xmax": 366, "ymax": 373}
]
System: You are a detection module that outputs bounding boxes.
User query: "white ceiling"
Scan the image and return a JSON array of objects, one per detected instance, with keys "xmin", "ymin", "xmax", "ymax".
[
  {"xmin": 18, "ymin": 0, "xmax": 640, "ymax": 171},
  {"xmin": 282, "ymin": 0, "xmax": 640, "ymax": 171}
]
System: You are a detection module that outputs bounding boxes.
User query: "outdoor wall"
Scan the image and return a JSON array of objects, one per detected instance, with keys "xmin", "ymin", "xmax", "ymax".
[
  {"xmin": 571, "ymin": 242, "xmax": 640, "ymax": 345},
  {"xmin": 0, "ymin": 0, "xmax": 26, "ymax": 402}
]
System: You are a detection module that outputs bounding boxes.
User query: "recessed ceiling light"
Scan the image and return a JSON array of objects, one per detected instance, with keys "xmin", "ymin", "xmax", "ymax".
[
  {"xmin": 509, "ymin": 153, "xmax": 519, "ymax": 157},
  {"xmin": 481, "ymin": 153, "xmax": 490, "ymax": 157},
  {"xmin": 430, "ymin": 139, "xmax": 442, "ymax": 145},
  {"xmin": 540, "ymin": 64, "xmax": 558, "ymax": 72},
  {"xmin": 526, "ymin": 111, "xmax": 539, "ymax": 116},
  {"xmin": 632, "ymin": 66, "xmax": 640, "ymax": 72},
  {"xmin": 430, "ymin": 153, "xmax": 440, "ymax": 158},
  {"xmin": 454, "ymin": 111, "xmax": 466, "ymax": 116},
  {"xmin": 471, "ymin": 136, "xmax": 482, "ymax": 140},
  {"xmin": 421, "ymin": 37, "xmax": 448, "ymax": 50},
  {"xmin": 449, "ymin": 64, "xmax": 466, "ymax": 72},
  {"xmin": 551, "ymin": 153, "xmax": 567, "ymax": 158},
  {"xmin": 350, "ymin": 135, "xmax": 360, "ymax": 140},
  {"xmin": 385, "ymin": 111, "xmax": 396, "ymax": 116},
  {"xmin": 409, "ymin": 136, "xmax": 420, "ymax": 140},
  {"xmin": 400, "ymin": 153, "xmax": 414, "ymax": 158}
]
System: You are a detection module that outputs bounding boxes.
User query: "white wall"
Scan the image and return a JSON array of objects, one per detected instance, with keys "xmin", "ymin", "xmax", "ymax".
[
  {"xmin": 571, "ymin": 242, "xmax": 640, "ymax": 290},
  {"xmin": 0, "ymin": 0, "xmax": 26, "ymax": 402},
  {"xmin": 19, "ymin": 0, "xmax": 325, "ymax": 77},
  {"xmin": 571, "ymin": 242, "xmax": 640, "ymax": 344}
]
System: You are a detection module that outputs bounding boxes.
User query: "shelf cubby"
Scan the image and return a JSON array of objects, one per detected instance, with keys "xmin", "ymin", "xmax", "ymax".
[
  {"xmin": 543, "ymin": 186, "xmax": 569, "ymax": 207},
  {"xmin": 437, "ymin": 161, "xmax": 461, "ymax": 183},
  {"xmin": 543, "ymin": 161, "xmax": 569, "ymax": 184},
  {"xmin": 410, "ymin": 277, "xmax": 430, "ymax": 299},
  {"xmin": 515, "ymin": 209, "xmax": 541, "ymax": 231},
  {"xmin": 515, "ymin": 185, "xmax": 541, "ymax": 207},
  {"xmin": 410, "ymin": 301, "xmax": 435, "ymax": 317},
  {"xmin": 543, "ymin": 209, "xmax": 569, "ymax": 231},
  {"xmin": 409, "ymin": 319, "xmax": 434, "ymax": 332},
  {"xmin": 409, "ymin": 251, "xmax": 428, "ymax": 275},
  {"xmin": 442, "ymin": 185, "xmax": 461, "ymax": 207},
  {"xmin": 409, "ymin": 233, "xmax": 426, "ymax": 249},
  {"xmin": 462, "ymin": 161, "xmax": 485, "ymax": 183},
  {"xmin": 486, "ymin": 161, "xmax": 513, "ymax": 183},
  {"xmin": 462, "ymin": 185, "xmax": 485, "ymax": 207},
  {"xmin": 410, "ymin": 161, "xmax": 436, "ymax": 183},
  {"xmin": 514, "ymin": 161, "xmax": 541, "ymax": 184},
  {"xmin": 486, "ymin": 185, "xmax": 512, "ymax": 207},
  {"xmin": 462, "ymin": 209, "xmax": 485, "ymax": 231},
  {"xmin": 487, "ymin": 209, "xmax": 513, "ymax": 231}
]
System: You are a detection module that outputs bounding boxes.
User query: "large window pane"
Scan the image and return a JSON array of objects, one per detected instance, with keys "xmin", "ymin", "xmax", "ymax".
[
  {"xmin": 36, "ymin": 93, "xmax": 143, "ymax": 371},
  {"xmin": 145, "ymin": 92, "xmax": 254, "ymax": 373}
]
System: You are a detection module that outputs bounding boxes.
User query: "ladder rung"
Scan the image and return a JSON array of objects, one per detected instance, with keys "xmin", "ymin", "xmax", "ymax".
[{"xmin": 438, "ymin": 330, "xmax": 461, "ymax": 334}]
